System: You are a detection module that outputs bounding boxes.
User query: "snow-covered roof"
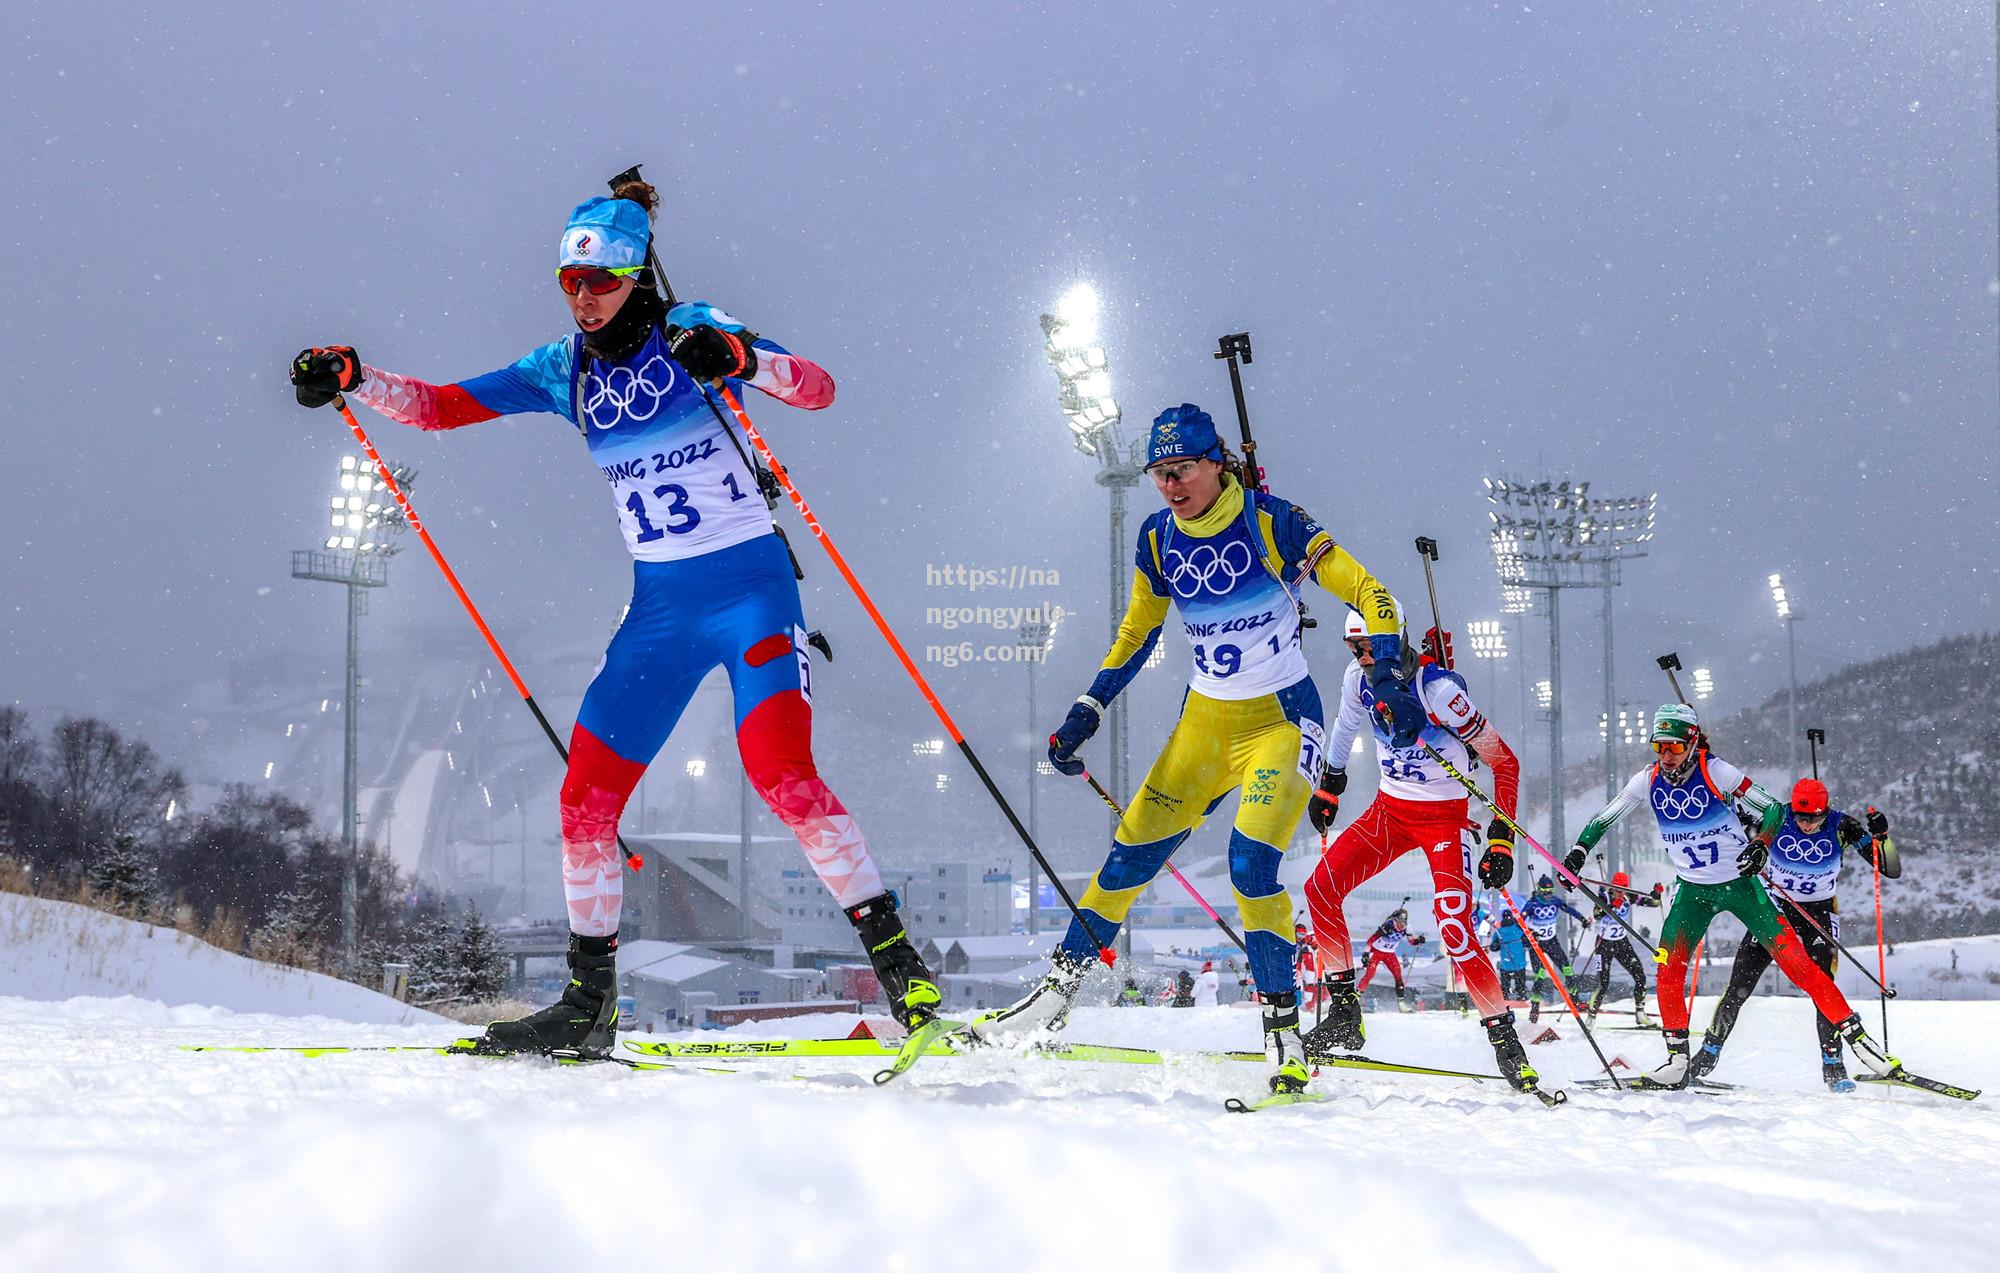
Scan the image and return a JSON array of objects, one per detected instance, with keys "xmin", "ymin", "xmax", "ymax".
[
  {"xmin": 940, "ymin": 934, "xmax": 1061, "ymax": 959},
  {"xmin": 616, "ymin": 939, "xmax": 730, "ymax": 984}
]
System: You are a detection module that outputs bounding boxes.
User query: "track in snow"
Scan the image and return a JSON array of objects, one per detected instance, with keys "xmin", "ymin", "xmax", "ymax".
[{"xmin": 0, "ymin": 996, "xmax": 1991, "ymax": 1272}]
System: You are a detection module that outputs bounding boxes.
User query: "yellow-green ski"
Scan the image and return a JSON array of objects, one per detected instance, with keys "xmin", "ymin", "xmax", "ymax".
[{"xmin": 873, "ymin": 1016, "xmax": 965, "ymax": 1085}]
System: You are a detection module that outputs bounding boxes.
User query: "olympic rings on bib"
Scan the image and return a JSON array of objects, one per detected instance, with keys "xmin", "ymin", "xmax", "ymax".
[
  {"xmin": 581, "ymin": 355, "xmax": 679, "ymax": 430},
  {"xmin": 1775, "ymin": 832, "xmax": 1836, "ymax": 864},
  {"xmin": 1650, "ymin": 783, "xmax": 1713, "ymax": 820},
  {"xmin": 1161, "ymin": 540, "xmax": 1256, "ymax": 599}
]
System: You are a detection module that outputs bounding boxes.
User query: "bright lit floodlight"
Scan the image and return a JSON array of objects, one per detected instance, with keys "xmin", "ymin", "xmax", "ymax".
[
  {"xmin": 324, "ymin": 455, "xmax": 415, "ymax": 553},
  {"xmin": 1467, "ymin": 619, "xmax": 1507, "ymax": 660},
  {"xmin": 1692, "ymin": 667, "xmax": 1714, "ymax": 700},
  {"xmin": 686, "ymin": 758, "xmax": 707, "ymax": 778},
  {"xmin": 1768, "ymin": 573, "xmax": 1792, "ymax": 620},
  {"xmin": 1534, "ymin": 679, "xmax": 1553, "ymax": 710},
  {"xmin": 913, "ymin": 739, "xmax": 945, "ymax": 757},
  {"xmin": 1053, "ymin": 283, "xmax": 1100, "ymax": 347},
  {"xmin": 1041, "ymin": 283, "xmax": 1120, "ymax": 459}
]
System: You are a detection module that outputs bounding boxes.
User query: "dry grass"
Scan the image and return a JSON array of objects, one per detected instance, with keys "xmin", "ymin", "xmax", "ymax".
[
  {"xmin": 0, "ymin": 856, "xmax": 32, "ymax": 897},
  {"xmin": 422, "ymin": 996, "xmax": 538, "ymax": 1026}
]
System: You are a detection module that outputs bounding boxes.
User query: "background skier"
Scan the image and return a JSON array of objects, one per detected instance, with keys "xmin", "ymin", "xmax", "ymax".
[{"xmin": 1692, "ymin": 779, "xmax": 1898, "ymax": 1089}]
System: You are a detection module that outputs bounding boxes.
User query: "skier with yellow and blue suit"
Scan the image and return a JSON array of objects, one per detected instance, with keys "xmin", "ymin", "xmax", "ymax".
[{"xmin": 969, "ymin": 404, "xmax": 1418, "ymax": 1096}]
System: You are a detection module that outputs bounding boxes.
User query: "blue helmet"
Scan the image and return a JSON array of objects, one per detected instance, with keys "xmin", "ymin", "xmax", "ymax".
[{"xmin": 1145, "ymin": 404, "xmax": 1221, "ymax": 469}]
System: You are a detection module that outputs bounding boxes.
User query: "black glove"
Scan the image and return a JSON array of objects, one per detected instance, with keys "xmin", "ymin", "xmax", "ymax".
[
  {"xmin": 1560, "ymin": 847, "xmax": 1587, "ymax": 891},
  {"xmin": 1837, "ymin": 815, "xmax": 1866, "ymax": 848},
  {"xmin": 1639, "ymin": 884, "xmax": 1663, "ymax": 908},
  {"xmin": 291, "ymin": 346, "xmax": 364, "ymax": 408},
  {"xmin": 666, "ymin": 323, "xmax": 758, "ymax": 380},
  {"xmin": 1308, "ymin": 766, "xmax": 1347, "ymax": 836},
  {"xmin": 1478, "ymin": 819, "xmax": 1515, "ymax": 889},
  {"xmin": 1737, "ymin": 840, "xmax": 1769, "ymax": 877},
  {"xmin": 1408, "ymin": 934, "xmax": 1427, "ymax": 946},
  {"xmin": 1866, "ymin": 806, "xmax": 1890, "ymax": 839},
  {"xmin": 1047, "ymin": 699, "xmax": 1101, "ymax": 777}
]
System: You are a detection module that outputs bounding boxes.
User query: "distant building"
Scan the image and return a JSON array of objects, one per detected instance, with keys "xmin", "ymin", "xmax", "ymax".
[
  {"xmin": 879, "ymin": 863, "xmax": 1014, "ymax": 942},
  {"xmin": 624, "ymin": 831, "xmax": 790, "ymax": 943},
  {"xmin": 617, "ymin": 939, "xmax": 821, "ymax": 1030}
]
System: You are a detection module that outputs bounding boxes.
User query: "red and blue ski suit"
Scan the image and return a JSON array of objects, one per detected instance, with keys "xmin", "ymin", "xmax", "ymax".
[{"xmin": 351, "ymin": 302, "xmax": 879, "ymax": 937}]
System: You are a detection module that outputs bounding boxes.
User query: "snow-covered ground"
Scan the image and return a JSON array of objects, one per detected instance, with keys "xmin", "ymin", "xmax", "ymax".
[
  {"xmin": 0, "ymin": 991, "xmax": 1991, "ymax": 1272},
  {"xmin": 0, "ymin": 893, "xmax": 442, "ymax": 1024}
]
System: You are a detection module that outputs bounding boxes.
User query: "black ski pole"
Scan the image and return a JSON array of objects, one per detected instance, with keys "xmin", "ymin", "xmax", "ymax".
[
  {"xmin": 1213, "ymin": 333, "xmax": 1264, "ymax": 493},
  {"xmin": 1807, "ymin": 727, "xmax": 1824, "ymax": 780},
  {"xmin": 1212, "ymin": 333, "xmax": 1316, "ymax": 632},
  {"xmin": 705, "ymin": 382, "xmax": 1118, "ymax": 965},
  {"xmin": 1075, "ymin": 770, "xmax": 1252, "ymax": 958},
  {"xmin": 606, "ymin": 163, "xmax": 679, "ymax": 306},
  {"xmin": 1414, "ymin": 537, "xmax": 1451, "ymax": 668},
  {"xmin": 1762, "ymin": 873, "xmax": 1897, "ymax": 998},
  {"xmin": 1655, "ymin": 652, "xmax": 1691, "ymax": 706},
  {"xmin": 329, "ymin": 399, "xmax": 642, "ymax": 873},
  {"xmin": 1497, "ymin": 887, "xmax": 1623, "ymax": 1087}
]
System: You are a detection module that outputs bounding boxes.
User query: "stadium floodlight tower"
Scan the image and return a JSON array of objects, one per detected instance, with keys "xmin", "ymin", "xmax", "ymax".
[
  {"xmin": 1016, "ymin": 612, "xmax": 1060, "ymax": 933},
  {"xmin": 1770, "ymin": 573, "xmax": 1802, "ymax": 782},
  {"xmin": 1465, "ymin": 619, "xmax": 1508, "ymax": 716},
  {"xmin": 292, "ymin": 454, "xmax": 413, "ymax": 968},
  {"xmin": 1042, "ymin": 283, "xmax": 1137, "ymax": 824},
  {"xmin": 1484, "ymin": 478, "xmax": 1656, "ymax": 868}
]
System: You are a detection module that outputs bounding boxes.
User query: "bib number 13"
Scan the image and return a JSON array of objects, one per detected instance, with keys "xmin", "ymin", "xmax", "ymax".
[{"xmin": 628, "ymin": 484, "xmax": 701, "ymax": 542}]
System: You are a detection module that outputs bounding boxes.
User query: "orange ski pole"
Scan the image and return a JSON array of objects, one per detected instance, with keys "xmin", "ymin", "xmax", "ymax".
[
  {"xmin": 330, "ymin": 395, "xmax": 641, "ymax": 871},
  {"xmin": 1501, "ymin": 888, "xmax": 1622, "ymax": 1086},
  {"xmin": 707, "ymin": 383, "xmax": 1114, "ymax": 964}
]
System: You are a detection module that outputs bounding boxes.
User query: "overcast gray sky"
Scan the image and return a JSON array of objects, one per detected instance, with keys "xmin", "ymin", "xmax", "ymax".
[{"xmin": 4, "ymin": 1, "xmax": 1996, "ymax": 775}]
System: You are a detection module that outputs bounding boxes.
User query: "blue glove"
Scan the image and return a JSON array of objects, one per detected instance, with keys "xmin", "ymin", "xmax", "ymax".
[
  {"xmin": 1048, "ymin": 699, "xmax": 1102, "ymax": 777},
  {"xmin": 1365, "ymin": 634, "xmax": 1425, "ymax": 748}
]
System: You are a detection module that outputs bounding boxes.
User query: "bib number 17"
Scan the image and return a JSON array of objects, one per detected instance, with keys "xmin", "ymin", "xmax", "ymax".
[{"xmin": 1678, "ymin": 839, "xmax": 1721, "ymax": 871}]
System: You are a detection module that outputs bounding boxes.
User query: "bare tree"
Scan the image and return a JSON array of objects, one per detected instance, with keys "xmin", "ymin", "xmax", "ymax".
[
  {"xmin": 45, "ymin": 717, "xmax": 185, "ymax": 855},
  {"xmin": 0, "ymin": 706, "xmax": 36, "ymax": 788}
]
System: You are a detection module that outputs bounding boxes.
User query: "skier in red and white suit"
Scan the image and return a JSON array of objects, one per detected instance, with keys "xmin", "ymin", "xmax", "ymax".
[{"xmin": 1300, "ymin": 614, "xmax": 1543, "ymax": 1094}]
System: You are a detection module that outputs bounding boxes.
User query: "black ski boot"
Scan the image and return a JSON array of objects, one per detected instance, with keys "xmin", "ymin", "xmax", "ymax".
[
  {"xmin": 845, "ymin": 893, "xmax": 942, "ymax": 1031},
  {"xmin": 1687, "ymin": 1032, "xmax": 1724, "ymax": 1082},
  {"xmin": 1302, "ymin": 969, "xmax": 1364, "ymax": 1060},
  {"xmin": 472, "ymin": 931, "xmax": 618, "ymax": 1058},
  {"xmin": 1483, "ymin": 1010, "xmax": 1542, "ymax": 1094}
]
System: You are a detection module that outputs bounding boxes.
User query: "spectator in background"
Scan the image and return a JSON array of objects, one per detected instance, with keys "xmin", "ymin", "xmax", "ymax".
[
  {"xmin": 1491, "ymin": 910, "xmax": 1529, "ymax": 1001},
  {"xmin": 1194, "ymin": 960, "xmax": 1220, "ymax": 1007}
]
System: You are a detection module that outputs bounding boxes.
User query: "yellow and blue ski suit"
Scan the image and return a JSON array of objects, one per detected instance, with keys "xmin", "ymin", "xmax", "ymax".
[{"xmin": 1058, "ymin": 478, "xmax": 1399, "ymax": 994}]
